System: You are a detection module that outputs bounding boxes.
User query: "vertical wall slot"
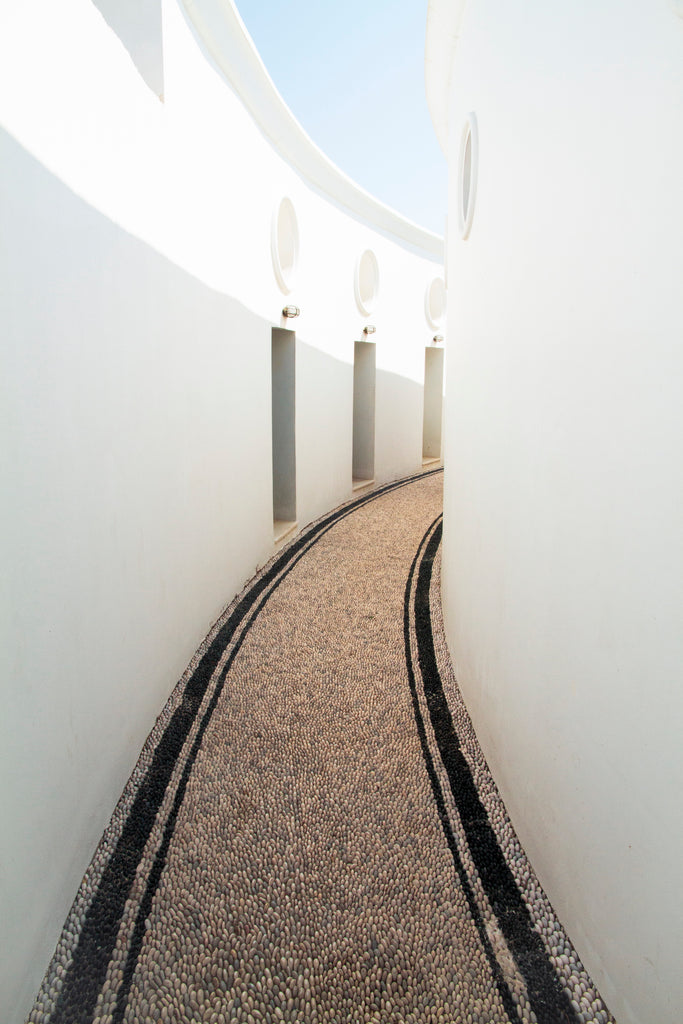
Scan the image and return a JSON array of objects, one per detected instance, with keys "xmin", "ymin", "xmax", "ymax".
[
  {"xmin": 352, "ymin": 340, "xmax": 376, "ymax": 488},
  {"xmin": 422, "ymin": 346, "xmax": 444, "ymax": 463},
  {"xmin": 271, "ymin": 328, "xmax": 297, "ymax": 539}
]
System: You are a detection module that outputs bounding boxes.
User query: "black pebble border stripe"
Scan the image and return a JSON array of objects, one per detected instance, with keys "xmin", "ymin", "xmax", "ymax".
[
  {"xmin": 47, "ymin": 469, "xmax": 442, "ymax": 1024},
  {"xmin": 31, "ymin": 468, "xmax": 616, "ymax": 1024},
  {"xmin": 404, "ymin": 516, "xmax": 579, "ymax": 1024}
]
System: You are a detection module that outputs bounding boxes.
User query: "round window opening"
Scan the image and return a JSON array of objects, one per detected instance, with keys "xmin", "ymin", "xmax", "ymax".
[
  {"xmin": 271, "ymin": 197, "xmax": 299, "ymax": 294},
  {"xmin": 425, "ymin": 277, "xmax": 446, "ymax": 330},
  {"xmin": 354, "ymin": 249, "xmax": 380, "ymax": 316},
  {"xmin": 458, "ymin": 113, "xmax": 478, "ymax": 240}
]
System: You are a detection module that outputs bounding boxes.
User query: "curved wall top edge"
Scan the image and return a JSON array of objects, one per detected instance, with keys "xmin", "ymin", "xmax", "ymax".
[
  {"xmin": 425, "ymin": 0, "xmax": 468, "ymax": 156},
  {"xmin": 182, "ymin": 0, "xmax": 443, "ymax": 260}
]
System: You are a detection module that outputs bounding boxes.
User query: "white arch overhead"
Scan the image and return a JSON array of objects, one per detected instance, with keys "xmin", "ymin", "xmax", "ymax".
[{"xmin": 182, "ymin": 0, "xmax": 443, "ymax": 260}]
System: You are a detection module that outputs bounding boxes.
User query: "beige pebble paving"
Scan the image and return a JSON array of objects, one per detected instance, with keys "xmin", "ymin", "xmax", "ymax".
[{"xmin": 27, "ymin": 471, "xmax": 615, "ymax": 1024}]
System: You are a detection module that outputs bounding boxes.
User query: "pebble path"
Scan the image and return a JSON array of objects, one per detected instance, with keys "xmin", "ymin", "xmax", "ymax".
[{"xmin": 28, "ymin": 469, "xmax": 615, "ymax": 1024}]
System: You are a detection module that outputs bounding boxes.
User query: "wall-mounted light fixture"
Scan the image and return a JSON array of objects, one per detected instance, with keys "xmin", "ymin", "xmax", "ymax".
[
  {"xmin": 363, "ymin": 325, "xmax": 376, "ymax": 335},
  {"xmin": 282, "ymin": 305, "xmax": 300, "ymax": 318},
  {"xmin": 433, "ymin": 334, "xmax": 444, "ymax": 344}
]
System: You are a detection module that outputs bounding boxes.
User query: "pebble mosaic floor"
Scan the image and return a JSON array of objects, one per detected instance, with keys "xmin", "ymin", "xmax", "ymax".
[{"xmin": 28, "ymin": 469, "xmax": 615, "ymax": 1024}]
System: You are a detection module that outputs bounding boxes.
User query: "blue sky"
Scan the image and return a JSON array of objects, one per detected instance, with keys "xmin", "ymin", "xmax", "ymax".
[{"xmin": 233, "ymin": 0, "xmax": 447, "ymax": 236}]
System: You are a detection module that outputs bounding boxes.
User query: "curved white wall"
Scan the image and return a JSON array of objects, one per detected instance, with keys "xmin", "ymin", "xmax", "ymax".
[
  {"xmin": 428, "ymin": 3, "xmax": 683, "ymax": 1023},
  {"xmin": 0, "ymin": 3, "xmax": 442, "ymax": 1022}
]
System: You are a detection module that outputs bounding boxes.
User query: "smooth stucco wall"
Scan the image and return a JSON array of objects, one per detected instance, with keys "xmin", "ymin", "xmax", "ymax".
[
  {"xmin": 0, "ymin": 3, "xmax": 442, "ymax": 1021},
  {"xmin": 91, "ymin": 0, "xmax": 164, "ymax": 96},
  {"xmin": 430, "ymin": 2, "xmax": 683, "ymax": 1023}
]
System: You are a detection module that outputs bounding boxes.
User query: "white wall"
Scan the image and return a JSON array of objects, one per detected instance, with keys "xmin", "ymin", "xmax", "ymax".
[
  {"xmin": 91, "ymin": 0, "xmax": 164, "ymax": 97},
  {"xmin": 0, "ymin": 2, "xmax": 442, "ymax": 1022},
  {"xmin": 427, "ymin": 2, "xmax": 683, "ymax": 1023}
]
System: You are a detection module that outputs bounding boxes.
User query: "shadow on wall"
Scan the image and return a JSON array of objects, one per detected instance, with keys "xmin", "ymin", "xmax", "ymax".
[
  {"xmin": 91, "ymin": 0, "xmax": 164, "ymax": 98},
  {"xmin": 0, "ymin": 127, "xmax": 433, "ymax": 1024},
  {"xmin": 1, "ymin": 125, "xmax": 276, "ymax": 1024}
]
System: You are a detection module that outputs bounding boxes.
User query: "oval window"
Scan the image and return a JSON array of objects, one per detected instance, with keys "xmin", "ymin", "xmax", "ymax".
[
  {"xmin": 458, "ymin": 113, "xmax": 478, "ymax": 239},
  {"xmin": 354, "ymin": 249, "xmax": 380, "ymax": 316},
  {"xmin": 271, "ymin": 197, "xmax": 299, "ymax": 294},
  {"xmin": 425, "ymin": 277, "xmax": 447, "ymax": 329}
]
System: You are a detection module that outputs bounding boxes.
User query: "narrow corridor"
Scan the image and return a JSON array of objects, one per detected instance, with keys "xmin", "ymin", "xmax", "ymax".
[{"xmin": 29, "ymin": 471, "xmax": 614, "ymax": 1024}]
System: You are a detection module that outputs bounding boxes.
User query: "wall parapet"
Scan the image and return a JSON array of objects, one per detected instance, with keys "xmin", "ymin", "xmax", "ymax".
[{"xmin": 182, "ymin": 0, "xmax": 442, "ymax": 259}]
